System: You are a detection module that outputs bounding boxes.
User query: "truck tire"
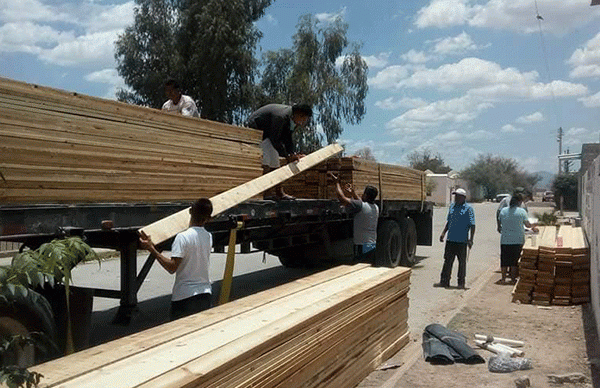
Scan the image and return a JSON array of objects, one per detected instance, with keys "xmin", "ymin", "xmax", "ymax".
[
  {"xmin": 375, "ymin": 220, "xmax": 402, "ymax": 268},
  {"xmin": 401, "ymin": 217, "xmax": 418, "ymax": 267}
]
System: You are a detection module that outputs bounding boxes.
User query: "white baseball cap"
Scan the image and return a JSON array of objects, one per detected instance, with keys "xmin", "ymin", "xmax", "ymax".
[{"xmin": 453, "ymin": 188, "xmax": 467, "ymax": 196}]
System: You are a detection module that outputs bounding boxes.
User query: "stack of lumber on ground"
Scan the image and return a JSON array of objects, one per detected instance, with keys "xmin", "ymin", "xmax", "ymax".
[
  {"xmin": 0, "ymin": 77, "xmax": 262, "ymax": 204},
  {"xmin": 33, "ymin": 264, "xmax": 411, "ymax": 388},
  {"xmin": 512, "ymin": 225, "xmax": 591, "ymax": 306},
  {"xmin": 280, "ymin": 157, "xmax": 426, "ymax": 201},
  {"xmin": 533, "ymin": 226, "xmax": 557, "ymax": 306}
]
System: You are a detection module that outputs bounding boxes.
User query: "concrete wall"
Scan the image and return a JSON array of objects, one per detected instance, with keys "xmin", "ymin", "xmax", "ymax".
[
  {"xmin": 426, "ymin": 174, "xmax": 472, "ymax": 206},
  {"xmin": 581, "ymin": 154, "xmax": 600, "ymax": 341}
]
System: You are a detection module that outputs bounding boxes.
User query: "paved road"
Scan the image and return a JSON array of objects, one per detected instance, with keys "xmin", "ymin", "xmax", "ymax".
[{"xmin": 71, "ymin": 201, "xmax": 506, "ymax": 354}]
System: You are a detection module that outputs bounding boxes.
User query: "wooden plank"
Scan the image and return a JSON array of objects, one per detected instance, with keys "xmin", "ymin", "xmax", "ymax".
[{"xmin": 139, "ymin": 143, "xmax": 343, "ymax": 245}]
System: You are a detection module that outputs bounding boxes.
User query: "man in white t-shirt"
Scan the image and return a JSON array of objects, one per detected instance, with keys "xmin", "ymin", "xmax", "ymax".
[
  {"xmin": 162, "ymin": 79, "xmax": 199, "ymax": 117},
  {"xmin": 139, "ymin": 198, "xmax": 212, "ymax": 320}
]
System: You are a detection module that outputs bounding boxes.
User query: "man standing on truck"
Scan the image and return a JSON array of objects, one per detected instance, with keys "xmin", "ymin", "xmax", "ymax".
[
  {"xmin": 162, "ymin": 79, "xmax": 199, "ymax": 117},
  {"xmin": 329, "ymin": 172, "xmax": 379, "ymax": 262},
  {"xmin": 139, "ymin": 198, "xmax": 213, "ymax": 321},
  {"xmin": 247, "ymin": 103, "xmax": 312, "ymax": 200},
  {"xmin": 435, "ymin": 188, "xmax": 475, "ymax": 289}
]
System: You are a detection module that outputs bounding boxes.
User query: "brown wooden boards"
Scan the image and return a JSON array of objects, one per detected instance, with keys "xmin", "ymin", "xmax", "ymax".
[
  {"xmin": 34, "ymin": 264, "xmax": 411, "ymax": 388},
  {"xmin": 0, "ymin": 77, "xmax": 262, "ymax": 204},
  {"xmin": 279, "ymin": 157, "xmax": 426, "ymax": 201},
  {"xmin": 512, "ymin": 225, "xmax": 591, "ymax": 305},
  {"xmin": 139, "ymin": 143, "xmax": 343, "ymax": 245}
]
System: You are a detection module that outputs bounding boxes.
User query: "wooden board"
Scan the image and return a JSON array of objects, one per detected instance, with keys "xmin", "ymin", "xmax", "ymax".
[
  {"xmin": 0, "ymin": 77, "xmax": 263, "ymax": 204},
  {"xmin": 34, "ymin": 264, "xmax": 411, "ymax": 388},
  {"xmin": 139, "ymin": 143, "xmax": 343, "ymax": 245}
]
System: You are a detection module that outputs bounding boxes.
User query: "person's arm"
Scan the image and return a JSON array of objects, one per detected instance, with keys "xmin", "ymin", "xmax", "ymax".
[
  {"xmin": 180, "ymin": 97, "xmax": 198, "ymax": 117},
  {"xmin": 468, "ymin": 225, "xmax": 476, "ymax": 248},
  {"xmin": 439, "ymin": 222, "xmax": 448, "ymax": 242},
  {"xmin": 139, "ymin": 232, "xmax": 182, "ymax": 274},
  {"xmin": 328, "ymin": 172, "xmax": 352, "ymax": 206},
  {"xmin": 344, "ymin": 183, "xmax": 360, "ymax": 200}
]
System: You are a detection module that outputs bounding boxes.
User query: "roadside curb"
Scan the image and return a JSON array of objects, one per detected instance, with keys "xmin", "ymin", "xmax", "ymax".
[{"xmin": 379, "ymin": 262, "xmax": 498, "ymax": 388}]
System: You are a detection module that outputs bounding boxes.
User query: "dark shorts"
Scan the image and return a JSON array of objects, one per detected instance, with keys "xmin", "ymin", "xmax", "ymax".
[
  {"xmin": 170, "ymin": 293, "xmax": 212, "ymax": 321},
  {"xmin": 500, "ymin": 244, "xmax": 523, "ymax": 267}
]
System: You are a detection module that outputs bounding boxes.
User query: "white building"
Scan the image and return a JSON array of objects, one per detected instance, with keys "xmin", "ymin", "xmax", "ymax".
[{"xmin": 425, "ymin": 170, "xmax": 472, "ymax": 206}]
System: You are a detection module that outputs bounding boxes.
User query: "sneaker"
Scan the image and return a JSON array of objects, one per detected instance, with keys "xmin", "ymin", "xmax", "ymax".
[{"xmin": 433, "ymin": 282, "xmax": 449, "ymax": 288}]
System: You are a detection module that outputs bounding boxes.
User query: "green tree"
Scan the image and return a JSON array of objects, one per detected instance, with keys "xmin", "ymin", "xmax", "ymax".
[
  {"xmin": 460, "ymin": 154, "xmax": 540, "ymax": 200},
  {"xmin": 115, "ymin": 0, "xmax": 272, "ymax": 123},
  {"xmin": 552, "ymin": 173, "xmax": 578, "ymax": 210},
  {"xmin": 407, "ymin": 148, "xmax": 451, "ymax": 173},
  {"xmin": 257, "ymin": 14, "xmax": 368, "ymax": 153}
]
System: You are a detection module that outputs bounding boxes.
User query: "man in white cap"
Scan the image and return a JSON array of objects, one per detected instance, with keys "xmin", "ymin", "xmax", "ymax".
[{"xmin": 435, "ymin": 188, "xmax": 475, "ymax": 289}]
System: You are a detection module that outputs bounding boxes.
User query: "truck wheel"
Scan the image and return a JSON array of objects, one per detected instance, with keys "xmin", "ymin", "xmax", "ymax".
[
  {"xmin": 375, "ymin": 220, "xmax": 402, "ymax": 268},
  {"xmin": 401, "ymin": 217, "xmax": 418, "ymax": 267}
]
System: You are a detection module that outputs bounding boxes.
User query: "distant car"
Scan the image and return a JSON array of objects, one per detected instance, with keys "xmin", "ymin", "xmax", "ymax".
[
  {"xmin": 495, "ymin": 193, "xmax": 510, "ymax": 203},
  {"xmin": 542, "ymin": 191, "xmax": 554, "ymax": 202}
]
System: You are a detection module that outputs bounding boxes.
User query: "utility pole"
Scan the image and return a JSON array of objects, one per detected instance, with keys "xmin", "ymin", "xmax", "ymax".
[{"xmin": 557, "ymin": 127, "xmax": 563, "ymax": 174}]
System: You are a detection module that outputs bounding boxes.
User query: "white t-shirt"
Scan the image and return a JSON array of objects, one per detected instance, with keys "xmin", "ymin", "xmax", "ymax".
[
  {"xmin": 170, "ymin": 226, "xmax": 212, "ymax": 301},
  {"xmin": 162, "ymin": 95, "xmax": 199, "ymax": 117},
  {"xmin": 349, "ymin": 200, "xmax": 379, "ymax": 245}
]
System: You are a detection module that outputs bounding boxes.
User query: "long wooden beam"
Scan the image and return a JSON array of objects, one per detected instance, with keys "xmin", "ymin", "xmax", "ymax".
[{"xmin": 139, "ymin": 143, "xmax": 344, "ymax": 245}]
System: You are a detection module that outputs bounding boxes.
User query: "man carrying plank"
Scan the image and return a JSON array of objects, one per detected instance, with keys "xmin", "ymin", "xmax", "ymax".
[
  {"xmin": 139, "ymin": 198, "xmax": 213, "ymax": 320},
  {"xmin": 329, "ymin": 172, "xmax": 379, "ymax": 262},
  {"xmin": 247, "ymin": 103, "xmax": 312, "ymax": 199}
]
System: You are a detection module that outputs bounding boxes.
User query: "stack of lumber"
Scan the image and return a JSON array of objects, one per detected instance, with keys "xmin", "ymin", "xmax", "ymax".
[
  {"xmin": 511, "ymin": 233, "xmax": 539, "ymax": 303},
  {"xmin": 533, "ymin": 226, "xmax": 557, "ymax": 306},
  {"xmin": 280, "ymin": 157, "xmax": 426, "ymax": 201},
  {"xmin": 34, "ymin": 264, "xmax": 411, "ymax": 388},
  {"xmin": 512, "ymin": 225, "xmax": 591, "ymax": 306},
  {"xmin": 0, "ymin": 77, "xmax": 262, "ymax": 204}
]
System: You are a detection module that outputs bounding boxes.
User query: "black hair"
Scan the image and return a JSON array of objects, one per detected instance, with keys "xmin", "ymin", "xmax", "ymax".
[
  {"xmin": 363, "ymin": 185, "xmax": 378, "ymax": 204},
  {"xmin": 291, "ymin": 103, "xmax": 313, "ymax": 117},
  {"xmin": 509, "ymin": 193, "xmax": 523, "ymax": 208},
  {"xmin": 191, "ymin": 198, "xmax": 213, "ymax": 222},
  {"xmin": 164, "ymin": 79, "xmax": 180, "ymax": 90}
]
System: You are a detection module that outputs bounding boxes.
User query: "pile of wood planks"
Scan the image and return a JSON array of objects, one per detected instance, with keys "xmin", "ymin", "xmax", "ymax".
[
  {"xmin": 280, "ymin": 157, "xmax": 426, "ymax": 201},
  {"xmin": 512, "ymin": 225, "xmax": 591, "ymax": 305},
  {"xmin": 0, "ymin": 77, "xmax": 262, "ymax": 204},
  {"xmin": 33, "ymin": 264, "xmax": 411, "ymax": 388}
]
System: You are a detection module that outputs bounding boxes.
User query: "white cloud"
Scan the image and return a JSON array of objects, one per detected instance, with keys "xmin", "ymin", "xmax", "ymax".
[
  {"xmin": 83, "ymin": 2, "xmax": 135, "ymax": 33},
  {"xmin": 0, "ymin": 0, "xmax": 69, "ymax": 23},
  {"xmin": 375, "ymin": 96, "xmax": 428, "ymax": 110},
  {"xmin": 264, "ymin": 14, "xmax": 278, "ymax": 26},
  {"xmin": 85, "ymin": 68, "xmax": 126, "ymax": 99},
  {"xmin": 315, "ymin": 8, "xmax": 346, "ymax": 24},
  {"xmin": 0, "ymin": 21, "xmax": 75, "ymax": 53},
  {"xmin": 579, "ymin": 91, "xmax": 600, "ymax": 107},
  {"xmin": 433, "ymin": 32, "xmax": 478, "ymax": 55},
  {"xmin": 369, "ymin": 65, "xmax": 411, "ymax": 89},
  {"xmin": 501, "ymin": 124, "xmax": 523, "ymax": 133},
  {"xmin": 362, "ymin": 52, "xmax": 390, "ymax": 68},
  {"xmin": 386, "ymin": 94, "xmax": 494, "ymax": 133},
  {"xmin": 564, "ymin": 127, "xmax": 600, "ymax": 148},
  {"xmin": 516, "ymin": 111, "xmax": 545, "ymax": 124},
  {"xmin": 39, "ymin": 30, "xmax": 119, "ymax": 67},
  {"xmin": 466, "ymin": 129, "xmax": 496, "ymax": 140},
  {"xmin": 568, "ymin": 32, "xmax": 600, "ymax": 79},
  {"xmin": 401, "ymin": 49, "xmax": 433, "ymax": 64},
  {"xmin": 415, "ymin": 0, "xmax": 600, "ymax": 35}
]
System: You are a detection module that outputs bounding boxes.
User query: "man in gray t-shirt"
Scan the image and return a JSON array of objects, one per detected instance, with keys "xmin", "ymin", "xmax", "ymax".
[{"xmin": 329, "ymin": 172, "xmax": 379, "ymax": 260}]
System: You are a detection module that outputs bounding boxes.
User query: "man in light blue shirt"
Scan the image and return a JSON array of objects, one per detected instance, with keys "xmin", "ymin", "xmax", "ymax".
[{"xmin": 435, "ymin": 188, "xmax": 475, "ymax": 289}]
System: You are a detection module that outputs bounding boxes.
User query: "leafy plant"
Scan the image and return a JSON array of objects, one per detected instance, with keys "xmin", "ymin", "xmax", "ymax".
[
  {"xmin": 1, "ymin": 237, "xmax": 99, "ymax": 354},
  {"xmin": 0, "ymin": 365, "xmax": 42, "ymax": 388}
]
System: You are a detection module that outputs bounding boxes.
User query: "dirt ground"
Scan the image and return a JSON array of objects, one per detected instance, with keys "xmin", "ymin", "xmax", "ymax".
[{"xmin": 361, "ymin": 269, "xmax": 600, "ymax": 388}]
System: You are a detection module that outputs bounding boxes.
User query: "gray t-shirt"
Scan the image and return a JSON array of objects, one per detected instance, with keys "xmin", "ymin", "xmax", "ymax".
[{"xmin": 349, "ymin": 200, "xmax": 379, "ymax": 245}]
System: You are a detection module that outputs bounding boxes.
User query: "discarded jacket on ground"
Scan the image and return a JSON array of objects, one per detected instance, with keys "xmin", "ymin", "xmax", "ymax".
[{"xmin": 422, "ymin": 323, "xmax": 485, "ymax": 364}]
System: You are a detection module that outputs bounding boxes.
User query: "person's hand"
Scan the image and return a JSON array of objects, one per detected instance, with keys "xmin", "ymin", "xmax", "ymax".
[
  {"xmin": 286, "ymin": 153, "xmax": 304, "ymax": 163},
  {"xmin": 467, "ymin": 239, "xmax": 473, "ymax": 249},
  {"xmin": 327, "ymin": 172, "xmax": 340, "ymax": 182},
  {"xmin": 497, "ymin": 225, "xmax": 502, "ymax": 233},
  {"xmin": 439, "ymin": 234, "xmax": 445, "ymax": 243},
  {"xmin": 138, "ymin": 231, "xmax": 155, "ymax": 251},
  {"xmin": 344, "ymin": 183, "xmax": 355, "ymax": 195},
  {"xmin": 532, "ymin": 226, "xmax": 539, "ymax": 233}
]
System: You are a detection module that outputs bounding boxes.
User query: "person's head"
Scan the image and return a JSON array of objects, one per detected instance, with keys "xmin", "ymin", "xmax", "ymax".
[
  {"xmin": 189, "ymin": 198, "xmax": 213, "ymax": 226},
  {"xmin": 362, "ymin": 185, "xmax": 378, "ymax": 204},
  {"xmin": 453, "ymin": 188, "xmax": 467, "ymax": 204},
  {"xmin": 291, "ymin": 103, "xmax": 312, "ymax": 128},
  {"xmin": 509, "ymin": 193, "xmax": 523, "ymax": 208},
  {"xmin": 164, "ymin": 79, "xmax": 182, "ymax": 104},
  {"xmin": 523, "ymin": 189, "xmax": 533, "ymax": 202}
]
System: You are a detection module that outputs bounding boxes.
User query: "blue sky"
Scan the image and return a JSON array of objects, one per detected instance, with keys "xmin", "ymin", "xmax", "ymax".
[{"xmin": 2, "ymin": 0, "xmax": 600, "ymax": 174}]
